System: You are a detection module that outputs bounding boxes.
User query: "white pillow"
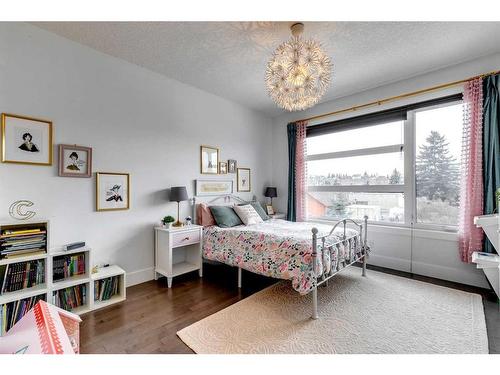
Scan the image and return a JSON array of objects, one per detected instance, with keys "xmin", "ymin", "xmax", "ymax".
[{"xmin": 233, "ymin": 204, "xmax": 264, "ymax": 226}]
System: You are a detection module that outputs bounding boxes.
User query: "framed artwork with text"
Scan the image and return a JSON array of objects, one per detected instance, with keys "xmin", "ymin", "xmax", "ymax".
[{"xmin": 58, "ymin": 144, "xmax": 92, "ymax": 177}]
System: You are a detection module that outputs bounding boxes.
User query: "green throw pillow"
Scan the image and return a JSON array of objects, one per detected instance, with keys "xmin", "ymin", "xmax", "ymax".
[
  {"xmin": 209, "ymin": 206, "xmax": 243, "ymax": 228},
  {"xmin": 239, "ymin": 202, "xmax": 269, "ymax": 221}
]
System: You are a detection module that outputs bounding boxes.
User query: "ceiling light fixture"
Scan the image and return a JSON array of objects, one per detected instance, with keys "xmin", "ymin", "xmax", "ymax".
[{"xmin": 265, "ymin": 22, "xmax": 332, "ymax": 112}]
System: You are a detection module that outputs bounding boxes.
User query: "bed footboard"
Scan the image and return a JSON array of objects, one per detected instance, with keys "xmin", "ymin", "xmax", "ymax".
[{"xmin": 311, "ymin": 215, "xmax": 369, "ymax": 320}]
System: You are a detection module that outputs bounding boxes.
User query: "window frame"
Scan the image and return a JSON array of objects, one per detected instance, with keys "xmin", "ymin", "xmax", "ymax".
[{"xmin": 306, "ymin": 99, "xmax": 462, "ymax": 232}]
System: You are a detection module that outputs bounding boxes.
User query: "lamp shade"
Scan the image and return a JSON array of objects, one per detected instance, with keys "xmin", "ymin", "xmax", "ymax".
[
  {"xmin": 169, "ymin": 186, "xmax": 188, "ymax": 202},
  {"xmin": 264, "ymin": 187, "xmax": 277, "ymax": 198}
]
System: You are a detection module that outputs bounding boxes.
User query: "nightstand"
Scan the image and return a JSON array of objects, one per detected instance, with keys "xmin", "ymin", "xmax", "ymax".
[
  {"xmin": 154, "ymin": 225, "xmax": 203, "ymax": 288},
  {"xmin": 269, "ymin": 213, "xmax": 286, "ymax": 219}
]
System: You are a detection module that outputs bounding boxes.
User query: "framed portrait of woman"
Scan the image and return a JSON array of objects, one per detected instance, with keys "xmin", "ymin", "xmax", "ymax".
[
  {"xmin": 1, "ymin": 113, "xmax": 53, "ymax": 166},
  {"xmin": 96, "ymin": 172, "xmax": 130, "ymax": 211},
  {"xmin": 58, "ymin": 144, "xmax": 92, "ymax": 177}
]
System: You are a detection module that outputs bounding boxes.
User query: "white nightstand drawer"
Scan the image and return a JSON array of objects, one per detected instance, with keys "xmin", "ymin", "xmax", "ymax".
[{"xmin": 171, "ymin": 230, "xmax": 201, "ymax": 248}]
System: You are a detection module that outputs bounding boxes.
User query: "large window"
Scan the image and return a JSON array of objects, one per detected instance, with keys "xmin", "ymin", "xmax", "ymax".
[
  {"xmin": 306, "ymin": 97, "xmax": 463, "ymax": 230},
  {"xmin": 415, "ymin": 104, "xmax": 462, "ymax": 226}
]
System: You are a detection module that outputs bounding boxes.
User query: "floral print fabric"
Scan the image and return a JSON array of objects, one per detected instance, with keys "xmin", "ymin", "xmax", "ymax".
[{"xmin": 203, "ymin": 219, "xmax": 365, "ymax": 294}]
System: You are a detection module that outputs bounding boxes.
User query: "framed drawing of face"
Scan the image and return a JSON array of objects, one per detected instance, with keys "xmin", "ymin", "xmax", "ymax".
[
  {"xmin": 58, "ymin": 144, "xmax": 92, "ymax": 177},
  {"xmin": 200, "ymin": 145, "xmax": 219, "ymax": 174},
  {"xmin": 219, "ymin": 161, "xmax": 227, "ymax": 174},
  {"xmin": 1, "ymin": 113, "xmax": 53, "ymax": 166},
  {"xmin": 96, "ymin": 172, "xmax": 130, "ymax": 211},
  {"xmin": 237, "ymin": 167, "xmax": 251, "ymax": 192},
  {"xmin": 227, "ymin": 159, "xmax": 237, "ymax": 173}
]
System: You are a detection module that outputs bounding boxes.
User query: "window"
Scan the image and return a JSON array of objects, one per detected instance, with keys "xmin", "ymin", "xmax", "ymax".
[
  {"xmin": 307, "ymin": 120, "xmax": 405, "ymax": 224},
  {"xmin": 415, "ymin": 104, "xmax": 462, "ymax": 226},
  {"xmin": 306, "ymin": 95, "xmax": 463, "ymax": 229}
]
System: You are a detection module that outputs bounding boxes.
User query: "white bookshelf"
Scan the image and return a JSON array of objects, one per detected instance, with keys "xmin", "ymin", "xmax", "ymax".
[
  {"xmin": 0, "ymin": 220, "xmax": 127, "ymax": 335},
  {"xmin": 91, "ymin": 265, "xmax": 126, "ymax": 311}
]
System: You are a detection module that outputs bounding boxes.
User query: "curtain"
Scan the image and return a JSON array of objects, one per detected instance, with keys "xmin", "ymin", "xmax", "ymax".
[
  {"xmin": 459, "ymin": 78, "xmax": 484, "ymax": 262},
  {"xmin": 483, "ymin": 74, "xmax": 500, "ymax": 253},
  {"xmin": 287, "ymin": 121, "xmax": 308, "ymax": 222},
  {"xmin": 286, "ymin": 123, "xmax": 297, "ymax": 221}
]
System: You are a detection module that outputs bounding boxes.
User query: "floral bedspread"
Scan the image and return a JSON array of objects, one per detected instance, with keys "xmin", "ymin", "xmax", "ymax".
[{"xmin": 202, "ymin": 219, "xmax": 365, "ymax": 294}]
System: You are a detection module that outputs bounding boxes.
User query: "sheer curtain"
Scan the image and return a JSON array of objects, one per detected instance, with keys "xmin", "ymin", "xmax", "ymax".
[
  {"xmin": 459, "ymin": 78, "xmax": 484, "ymax": 262},
  {"xmin": 295, "ymin": 121, "xmax": 308, "ymax": 221}
]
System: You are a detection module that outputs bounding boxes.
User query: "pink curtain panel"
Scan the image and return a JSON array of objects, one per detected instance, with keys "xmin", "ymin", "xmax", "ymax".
[
  {"xmin": 295, "ymin": 121, "xmax": 308, "ymax": 222},
  {"xmin": 459, "ymin": 78, "xmax": 484, "ymax": 263}
]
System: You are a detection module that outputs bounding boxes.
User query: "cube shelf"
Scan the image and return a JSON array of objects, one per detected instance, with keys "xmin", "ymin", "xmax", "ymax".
[{"xmin": 0, "ymin": 220, "xmax": 127, "ymax": 336}]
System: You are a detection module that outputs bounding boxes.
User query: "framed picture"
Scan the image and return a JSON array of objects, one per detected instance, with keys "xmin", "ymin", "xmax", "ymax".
[
  {"xmin": 227, "ymin": 159, "xmax": 237, "ymax": 173},
  {"xmin": 196, "ymin": 179, "xmax": 233, "ymax": 196},
  {"xmin": 1, "ymin": 113, "xmax": 53, "ymax": 166},
  {"xmin": 266, "ymin": 205, "xmax": 275, "ymax": 215},
  {"xmin": 237, "ymin": 168, "xmax": 251, "ymax": 192},
  {"xmin": 219, "ymin": 161, "xmax": 227, "ymax": 174},
  {"xmin": 58, "ymin": 144, "xmax": 92, "ymax": 178},
  {"xmin": 200, "ymin": 145, "xmax": 219, "ymax": 174},
  {"xmin": 96, "ymin": 172, "xmax": 130, "ymax": 211}
]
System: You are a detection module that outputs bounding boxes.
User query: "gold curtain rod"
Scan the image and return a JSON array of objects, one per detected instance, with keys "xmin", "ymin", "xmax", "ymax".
[{"xmin": 295, "ymin": 69, "xmax": 500, "ymax": 124}]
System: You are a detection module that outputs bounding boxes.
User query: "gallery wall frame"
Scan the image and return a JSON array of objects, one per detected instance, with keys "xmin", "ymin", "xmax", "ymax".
[
  {"xmin": 96, "ymin": 172, "xmax": 130, "ymax": 212},
  {"xmin": 58, "ymin": 144, "xmax": 92, "ymax": 178},
  {"xmin": 200, "ymin": 145, "xmax": 219, "ymax": 174},
  {"xmin": 1, "ymin": 113, "xmax": 53, "ymax": 166}
]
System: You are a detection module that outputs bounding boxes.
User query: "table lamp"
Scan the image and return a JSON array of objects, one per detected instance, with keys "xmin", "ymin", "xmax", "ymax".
[
  {"xmin": 169, "ymin": 186, "xmax": 189, "ymax": 227},
  {"xmin": 265, "ymin": 187, "xmax": 277, "ymax": 206}
]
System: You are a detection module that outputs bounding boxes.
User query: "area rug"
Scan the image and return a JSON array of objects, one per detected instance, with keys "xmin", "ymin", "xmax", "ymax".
[{"xmin": 177, "ymin": 268, "xmax": 488, "ymax": 354}]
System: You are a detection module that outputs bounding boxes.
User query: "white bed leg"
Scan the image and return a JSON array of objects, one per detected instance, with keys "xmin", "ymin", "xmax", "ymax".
[
  {"xmin": 238, "ymin": 267, "xmax": 242, "ymax": 288},
  {"xmin": 312, "ymin": 287, "xmax": 318, "ymax": 319}
]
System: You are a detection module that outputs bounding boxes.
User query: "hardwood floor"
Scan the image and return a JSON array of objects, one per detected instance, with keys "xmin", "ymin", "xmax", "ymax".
[{"xmin": 80, "ymin": 262, "xmax": 499, "ymax": 354}]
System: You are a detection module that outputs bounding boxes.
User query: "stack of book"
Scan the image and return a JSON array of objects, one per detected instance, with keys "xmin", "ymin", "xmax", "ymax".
[
  {"xmin": 53, "ymin": 284, "xmax": 87, "ymax": 312},
  {"xmin": 0, "ymin": 294, "xmax": 45, "ymax": 336},
  {"xmin": 53, "ymin": 253, "xmax": 86, "ymax": 281},
  {"xmin": 94, "ymin": 276, "xmax": 120, "ymax": 301},
  {"xmin": 0, "ymin": 228, "xmax": 47, "ymax": 260},
  {"xmin": 0, "ymin": 260, "xmax": 45, "ymax": 294}
]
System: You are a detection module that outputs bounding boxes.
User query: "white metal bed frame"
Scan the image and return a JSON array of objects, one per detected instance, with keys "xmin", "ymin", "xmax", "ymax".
[{"xmin": 192, "ymin": 194, "xmax": 369, "ymax": 319}]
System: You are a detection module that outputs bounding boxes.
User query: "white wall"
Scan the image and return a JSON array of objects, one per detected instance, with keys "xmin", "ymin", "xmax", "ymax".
[
  {"xmin": 0, "ymin": 23, "xmax": 274, "ymax": 286},
  {"xmin": 271, "ymin": 53, "xmax": 500, "ymax": 288}
]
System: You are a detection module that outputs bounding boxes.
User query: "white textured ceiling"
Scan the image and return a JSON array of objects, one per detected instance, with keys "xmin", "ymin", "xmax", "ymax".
[{"xmin": 32, "ymin": 22, "xmax": 500, "ymax": 117}]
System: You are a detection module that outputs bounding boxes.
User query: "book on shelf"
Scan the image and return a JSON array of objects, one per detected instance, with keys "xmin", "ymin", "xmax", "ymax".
[
  {"xmin": 53, "ymin": 284, "xmax": 87, "ymax": 312},
  {"xmin": 0, "ymin": 293, "xmax": 45, "ymax": 336},
  {"xmin": 0, "ymin": 227, "xmax": 47, "ymax": 260},
  {"xmin": 0, "ymin": 260, "xmax": 45, "ymax": 294},
  {"xmin": 94, "ymin": 276, "xmax": 120, "ymax": 302},
  {"xmin": 53, "ymin": 253, "xmax": 86, "ymax": 282}
]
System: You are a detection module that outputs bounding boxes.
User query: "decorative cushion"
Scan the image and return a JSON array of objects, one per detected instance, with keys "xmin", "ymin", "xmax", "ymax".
[
  {"xmin": 239, "ymin": 202, "xmax": 269, "ymax": 221},
  {"xmin": 209, "ymin": 206, "xmax": 243, "ymax": 228},
  {"xmin": 197, "ymin": 203, "xmax": 216, "ymax": 226},
  {"xmin": 233, "ymin": 204, "xmax": 264, "ymax": 226}
]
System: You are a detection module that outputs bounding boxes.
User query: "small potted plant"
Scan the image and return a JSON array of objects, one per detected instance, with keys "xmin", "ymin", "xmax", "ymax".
[{"xmin": 162, "ymin": 215, "xmax": 175, "ymax": 229}]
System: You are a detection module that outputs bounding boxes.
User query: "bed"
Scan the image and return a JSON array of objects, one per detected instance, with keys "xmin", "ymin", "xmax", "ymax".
[{"xmin": 192, "ymin": 195, "xmax": 370, "ymax": 319}]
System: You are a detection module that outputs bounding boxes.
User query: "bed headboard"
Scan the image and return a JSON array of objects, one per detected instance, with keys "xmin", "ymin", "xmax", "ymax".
[{"xmin": 191, "ymin": 194, "xmax": 256, "ymax": 225}]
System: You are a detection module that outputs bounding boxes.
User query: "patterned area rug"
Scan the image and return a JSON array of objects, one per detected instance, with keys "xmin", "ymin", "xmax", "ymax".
[{"xmin": 177, "ymin": 268, "xmax": 488, "ymax": 354}]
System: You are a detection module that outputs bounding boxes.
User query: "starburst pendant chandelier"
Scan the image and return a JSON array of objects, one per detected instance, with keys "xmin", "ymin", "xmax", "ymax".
[{"xmin": 265, "ymin": 23, "xmax": 332, "ymax": 112}]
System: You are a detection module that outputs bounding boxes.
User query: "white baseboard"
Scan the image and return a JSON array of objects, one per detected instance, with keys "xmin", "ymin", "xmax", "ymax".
[
  {"xmin": 126, "ymin": 267, "xmax": 155, "ymax": 287},
  {"xmin": 368, "ymin": 253, "xmax": 411, "ymax": 273},
  {"xmin": 411, "ymin": 260, "xmax": 489, "ymax": 289}
]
